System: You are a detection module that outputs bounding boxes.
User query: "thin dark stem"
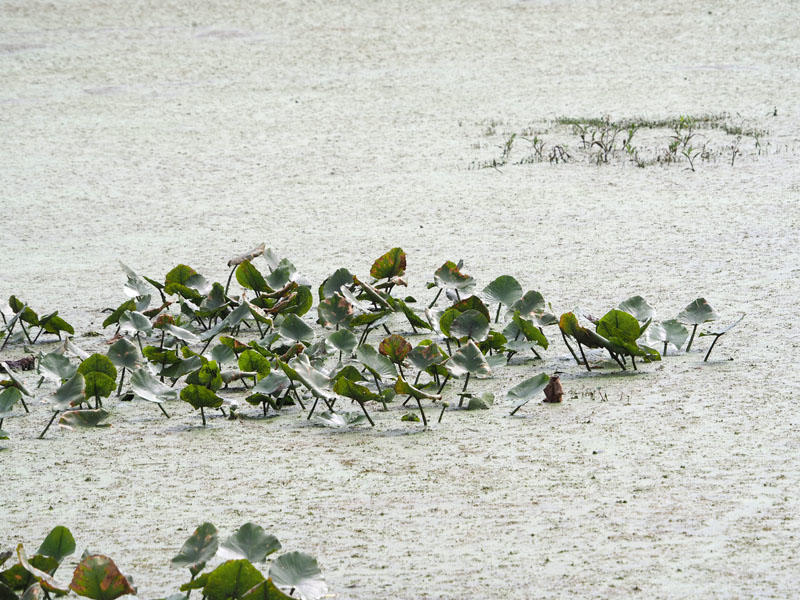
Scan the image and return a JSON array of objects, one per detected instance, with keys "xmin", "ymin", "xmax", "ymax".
[
  {"xmin": 39, "ymin": 411, "xmax": 59, "ymax": 439},
  {"xmin": 415, "ymin": 397, "xmax": 427, "ymax": 426},
  {"xmin": 372, "ymin": 373, "xmax": 382, "ymax": 393},
  {"xmin": 428, "ymin": 288, "xmax": 443, "ymax": 309},
  {"xmin": 577, "ymin": 342, "xmax": 591, "ymax": 372},
  {"xmin": 495, "ymin": 303, "xmax": 502, "ymax": 323},
  {"xmin": 117, "ymin": 367, "xmax": 126, "ymax": 396},
  {"xmin": 382, "ymin": 324, "xmax": 391, "ymax": 336},
  {"xmin": 561, "ymin": 331, "xmax": 581, "ymax": 365},
  {"xmin": 436, "ymin": 374, "xmax": 450, "ymax": 394},
  {"xmin": 437, "ymin": 403, "xmax": 447, "ymax": 423},
  {"xmin": 609, "ymin": 352, "xmax": 626, "ymax": 370},
  {"xmin": 19, "ymin": 397, "xmax": 29, "ymax": 413},
  {"xmin": 531, "ymin": 346, "xmax": 542, "ymax": 360},
  {"xmin": 200, "ymin": 406, "xmax": 206, "ymax": 426},
  {"xmin": 631, "ymin": 355, "xmax": 637, "ymax": 370},
  {"xmin": 663, "ymin": 341, "xmax": 668, "ymax": 356},
  {"xmin": 307, "ymin": 397, "xmax": 319, "ymax": 420},
  {"xmin": 704, "ymin": 334, "xmax": 722, "ymax": 362},
  {"xmin": 359, "ymin": 402, "xmax": 375, "ymax": 426},
  {"xmin": 224, "ymin": 266, "xmax": 236, "ymax": 295},
  {"xmin": 686, "ymin": 324, "xmax": 698, "ymax": 352}
]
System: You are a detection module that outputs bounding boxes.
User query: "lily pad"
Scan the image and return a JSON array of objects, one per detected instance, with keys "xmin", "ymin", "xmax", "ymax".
[
  {"xmin": 0, "ymin": 388, "xmax": 22, "ymax": 419},
  {"xmin": 58, "ymin": 409, "xmax": 111, "ymax": 429},
  {"xmin": 279, "ymin": 314, "xmax": 314, "ymax": 345},
  {"xmin": 69, "ymin": 555, "xmax": 135, "ymax": 600},
  {"xmin": 356, "ymin": 345, "xmax": 397, "ymax": 381},
  {"xmin": 483, "ymin": 275, "xmax": 523, "ymax": 309},
  {"xmin": 370, "ymin": 248, "xmax": 406, "ymax": 280},
  {"xmin": 50, "ymin": 373, "xmax": 86, "ymax": 411},
  {"xmin": 320, "ymin": 268, "xmax": 353, "ymax": 299},
  {"xmin": 378, "ymin": 334, "xmax": 412, "ymax": 364},
  {"xmin": 507, "ymin": 373, "xmax": 550, "ymax": 415},
  {"xmin": 37, "ymin": 352, "xmax": 77, "ymax": 383},
  {"xmin": 317, "ymin": 294, "xmax": 353, "ymax": 328},
  {"xmin": 37, "ymin": 526, "xmax": 75, "ymax": 563},
  {"xmin": 449, "ymin": 310, "xmax": 490, "ymax": 342},
  {"xmin": 238, "ymin": 350, "xmax": 271, "ymax": 379},
  {"xmin": 236, "ymin": 261, "xmax": 271, "ymax": 294},
  {"xmin": 314, "ymin": 410, "xmax": 367, "ymax": 428},
  {"xmin": 677, "ymin": 298, "xmax": 718, "ymax": 325},
  {"xmin": 171, "ymin": 523, "xmax": 218, "ymax": 572},
  {"xmin": 446, "ymin": 341, "xmax": 491, "ymax": 378},
  {"xmin": 180, "ymin": 385, "xmax": 223, "ymax": 410},
  {"xmin": 118, "ymin": 310, "xmax": 153, "ymax": 336},
  {"xmin": 107, "ymin": 338, "xmax": 140, "ymax": 371},
  {"xmin": 269, "ymin": 552, "xmax": 327, "ymax": 600},
  {"xmin": 218, "ymin": 523, "xmax": 281, "ymax": 563},
  {"xmin": 326, "ymin": 330, "xmax": 357, "ymax": 356},
  {"xmin": 618, "ymin": 295, "xmax": 655, "ymax": 322},
  {"xmin": 130, "ymin": 368, "xmax": 178, "ymax": 404},
  {"xmin": 465, "ymin": 392, "xmax": 494, "ymax": 410},
  {"xmin": 241, "ymin": 579, "xmax": 293, "ymax": 600},
  {"xmin": 433, "ymin": 261, "xmax": 475, "ymax": 292},
  {"xmin": 510, "ymin": 290, "xmax": 545, "ymax": 319}
]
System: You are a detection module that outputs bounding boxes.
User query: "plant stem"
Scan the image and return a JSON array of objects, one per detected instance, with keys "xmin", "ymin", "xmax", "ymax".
[
  {"xmin": 686, "ymin": 324, "xmax": 698, "ymax": 352},
  {"xmin": 200, "ymin": 406, "xmax": 206, "ymax": 426},
  {"xmin": 415, "ymin": 398, "xmax": 427, "ymax": 426},
  {"xmin": 307, "ymin": 397, "xmax": 319, "ymax": 420},
  {"xmin": 436, "ymin": 374, "xmax": 450, "ymax": 395},
  {"xmin": 703, "ymin": 334, "xmax": 722, "ymax": 362},
  {"xmin": 428, "ymin": 289, "xmax": 442, "ymax": 309},
  {"xmin": 437, "ymin": 403, "xmax": 447, "ymax": 423},
  {"xmin": 117, "ymin": 367, "xmax": 126, "ymax": 396},
  {"xmin": 359, "ymin": 402, "xmax": 375, "ymax": 426},
  {"xmin": 495, "ymin": 303, "xmax": 502, "ymax": 323},
  {"xmin": 224, "ymin": 266, "xmax": 236, "ymax": 295},
  {"xmin": 158, "ymin": 403, "xmax": 170, "ymax": 418},
  {"xmin": 577, "ymin": 342, "xmax": 591, "ymax": 372}
]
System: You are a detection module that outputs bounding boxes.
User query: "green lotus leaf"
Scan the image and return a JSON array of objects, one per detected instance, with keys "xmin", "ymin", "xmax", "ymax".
[
  {"xmin": 77, "ymin": 354, "xmax": 116, "ymax": 380},
  {"xmin": 241, "ymin": 579, "xmax": 294, "ymax": 600},
  {"xmin": 50, "ymin": 373, "xmax": 85, "ymax": 411},
  {"xmin": 507, "ymin": 373, "xmax": 550, "ymax": 414},
  {"xmin": 356, "ymin": 345, "xmax": 397, "ymax": 381},
  {"xmin": 446, "ymin": 341, "xmax": 491, "ymax": 378},
  {"xmin": 338, "ymin": 285, "xmax": 377, "ymax": 313},
  {"xmin": 58, "ymin": 409, "xmax": 111, "ymax": 430},
  {"xmin": 69, "ymin": 554, "xmax": 135, "ymax": 600},
  {"xmin": 662, "ymin": 319, "xmax": 689, "ymax": 349},
  {"xmin": 511, "ymin": 312, "xmax": 549, "ymax": 349},
  {"xmin": 119, "ymin": 262, "xmax": 153, "ymax": 298},
  {"xmin": 0, "ymin": 361, "xmax": 32, "ymax": 396},
  {"xmin": 378, "ymin": 334, "xmax": 412, "ymax": 364},
  {"xmin": 269, "ymin": 552, "xmax": 327, "ymax": 600},
  {"xmin": 251, "ymin": 371, "xmax": 290, "ymax": 396},
  {"xmin": 238, "ymin": 350, "xmax": 271, "ymax": 379},
  {"xmin": 314, "ymin": 411, "xmax": 367, "ymax": 428},
  {"xmin": 677, "ymin": 298, "xmax": 718, "ymax": 325},
  {"xmin": 317, "ymin": 294, "xmax": 353, "ymax": 328},
  {"xmin": 699, "ymin": 313, "xmax": 745, "ymax": 336},
  {"xmin": 37, "ymin": 526, "xmax": 75, "ymax": 563},
  {"xmin": 320, "ymin": 268, "xmax": 354, "ymax": 299},
  {"xmin": 210, "ymin": 344, "xmax": 237, "ymax": 365},
  {"xmin": 218, "ymin": 523, "xmax": 281, "ymax": 563},
  {"xmin": 465, "ymin": 392, "xmax": 494, "ymax": 410},
  {"xmin": 449, "ymin": 309, "xmax": 490, "ymax": 342},
  {"xmin": 180, "ymin": 384, "xmax": 223, "ymax": 410},
  {"xmin": 433, "ymin": 261, "xmax": 475, "ymax": 292},
  {"xmin": 186, "ymin": 361, "xmax": 223, "ymax": 391},
  {"xmin": 118, "ymin": 310, "xmax": 152, "ymax": 335},
  {"xmin": 394, "ymin": 377, "xmax": 442, "ymax": 401},
  {"xmin": 438, "ymin": 308, "xmax": 459, "ymax": 338},
  {"xmin": 37, "ymin": 352, "xmax": 77, "ymax": 383},
  {"xmin": 287, "ymin": 355, "xmax": 332, "ymax": 399},
  {"xmin": 480, "ymin": 330, "xmax": 507, "ymax": 354},
  {"xmin": 171, "ymin": 523, "xmax": 218, "ymax": 571},
  {"xmin": 82, "ymin": 373, "xmax": 116, "ymax": 400},
  {"xmin": 0, "ymin": 387, "xmax": 22, "ymax": 419},
  {"xmin": 370, "ymin": 247, "xmax": 406, "ymax": 280},
  {"xmin": 407, "ymin": 341, "xmax": 446, "ymax": 371},
  {"xmin": 352, "ymin": 276, "xmax": 391, "ymax": 309},
  {"xmin": 510, "ymin": 290, "xmax": 545, "ymax": 319},
  {"xmin": 451, "ymin": 295, "xmax": 490, "ymax": 322},
  {"xmin": 394, "ymin": 298, "xmax": 432, "ymax": 331},
  {"xmin": 203, "ymin": 559, "xmax": 265, "ymax": 600},
  {"xmin": 596, "ymin": 309, "xmax": 642, "ymax": 345},
  {"xmin": 236, "ymin": 261, "xmax": 271, "ymax": 293},
  {"xmin": 331, "ymin": 365, "xmax": 364, "ymax": 383},
  {"xmin": 349, "ymin": 310, "xmax": 391, "ymax": 328},
  {"xmin": 1, "ymin": 552, "xmax": 59, "ymax": 592},
  {"xmin": 107, "ymin": 338, "xmax": 140, "ymax": 370},
  {"xmin": 199, "ymin": 282, "xmax": 229, "ymax": 316},
  {"xmin": 265, "ymin": 267, "xmax": 292, "ymax": 291},
  {"xmin": 165, "ymin": 264, "xmax": 197, "ymax": 292},
  {"xmin": 483, "ymin": 275, "xmax": 523, "ymax": 308},
  {"xmin": 38, "ymin": 312, "xmax": 74, "ymax": 336},
  {"xmin": 558, "ymin": 312, "xmax": 608, "ymax": 349},
  {"xmin": 130, "ymin": 368, "xmax": 178, "ymax": 404},
  {"xmin": 618, "ymin": 295, "xmax": 655, "ymax": 322},
  {"xmin": 326, "ymin": 330, "xmax": 357, "ymax": 356},
  {"xmin": 279, "ymin": 285, "xmax": 313, "ymax": 317},
  {"xmin": 401, "ymin": 412, "xmax": 420, "ymax": 422},
  {"xmin": 164, "ymin": 324, "xmax": 200, "ymax": 345},
  {"xmin": 333, "ymin": 377, "xmax": 381, "ymax": 404},
  {"xmin": 142, "ymin": 346, "xmax": 180, "ymax": 366},
  {"xmin": 8, "ymin": 296, "xmax": 38, "ymax": 326},
  {"xmin": 14, "ymin": 546, "xmax": 67, "ymax": 594},
  {"xmin": 279, "ymin": 314, "xmax": 314, "ymax": 345},
  {"xmin": 180, "ymin": 573, "xmax": 209, "ymax": 592},
  {"xmin": 160, "ymin": 356, "xmax": 204, "ymax": 379}
]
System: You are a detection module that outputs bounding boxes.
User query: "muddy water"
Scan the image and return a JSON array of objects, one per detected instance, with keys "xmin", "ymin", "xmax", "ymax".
[{"xmin": 2, "ymin": 1, "xmax": 799, "ymax": 598}]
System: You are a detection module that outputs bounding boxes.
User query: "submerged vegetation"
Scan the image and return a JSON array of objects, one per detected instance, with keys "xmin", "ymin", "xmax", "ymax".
[
  {"xmin": 0, "ymin": 246, "xmax": 742, "ymax": 440},
  {"xmin": 469, "ymin": 113, "xmax": 772, "ymax": 170},
  {"xmin": 1, "ymin": 523, "xmax": 325, "ymax": 600}
]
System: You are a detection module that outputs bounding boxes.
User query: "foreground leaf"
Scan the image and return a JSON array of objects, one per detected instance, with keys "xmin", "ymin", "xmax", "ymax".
[
  {"xmin": 36, "ymin": 526, "xmax": 75, "ymax": 563},
  {"xmin": 69, "ymin": 555, "xmax": 135, "ymax": 600},
  {"xmin": 269, "ymin": 552, "xmax": 327, "ymax": 600},
  {"xmin": 203, "ymin": 560, "xmax": 264, "ymax": 600},
  {"xmin": 58, "ymin": 409, "xmax": 111, "ymax": 430},
  {"xmin": 171, "ymin": 523, "xmax": 218, "ymax": 571},
  {"xmin": 218, "ymin": 523, "xmax": 281, "ymax": 563}
]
